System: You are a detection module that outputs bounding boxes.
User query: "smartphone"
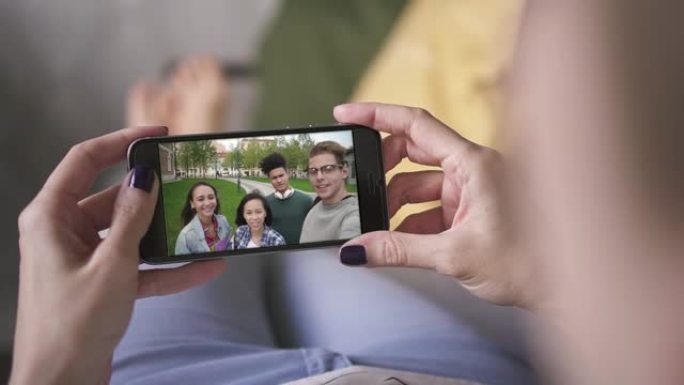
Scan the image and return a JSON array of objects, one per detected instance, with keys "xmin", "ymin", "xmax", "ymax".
[{"xmin": 127, "ymin": 124, "xmax": 388, "ymax": 264}]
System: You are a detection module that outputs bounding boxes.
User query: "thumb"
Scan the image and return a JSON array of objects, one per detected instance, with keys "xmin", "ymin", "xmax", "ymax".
[
  {"xmin": 339, "ymin": 230, "xmax": 452, "ymax": 270},
  {"xmin": 99, "ymin": 166, "xmax": 159, "ymax": 262}
]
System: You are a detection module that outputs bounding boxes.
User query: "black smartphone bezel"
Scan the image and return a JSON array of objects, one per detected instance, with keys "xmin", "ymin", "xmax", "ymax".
[{"xmin": 127, "ymin": 124, "xmax": 388, "ymax": 264}]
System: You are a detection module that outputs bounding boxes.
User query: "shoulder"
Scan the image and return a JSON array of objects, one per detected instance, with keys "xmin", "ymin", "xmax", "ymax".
[
  {"xmin": 178, "ymin": 217, "xmax": 198, "ymax": 237},
  {"xmin": 340, "ymin": 196, "xmax": 360, "ymax": 215},
  {"xmin": 175, "ymin": 219, "xmax": 198, "ymax": 252},
  {"xmin": 216, "ymin": 214, "xmax": 230, "ymax": 225},
  {"xmin": 296, "ymin": 191, "xmax": 314, "ymax": 204},
  {"xmin": 294, "ymin": 190, "xmax": 312, "ymax": 199},
  {"xmin": 265, "ymin": 226, "xmax": 286, "ymax": 243},
  {"xmin": 306, "ymin": 200, "xmax": 322, "ymax": 214},
  {"xmin": 343, "ymin": 195, "xmax": 359, "ymax": 207},
  {"xmin": 266, "ymin": 193, "xmax": 276, "ymax": 202},
  {"xmin": 268, "ymin": 225, "xmax": 284, "ymax": 237}
]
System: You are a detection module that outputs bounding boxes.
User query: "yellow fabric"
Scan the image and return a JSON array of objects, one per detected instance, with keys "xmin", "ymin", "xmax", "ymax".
[{"xmin": 350, "ymin": 0, "xmax": 523, "ymax": 229}]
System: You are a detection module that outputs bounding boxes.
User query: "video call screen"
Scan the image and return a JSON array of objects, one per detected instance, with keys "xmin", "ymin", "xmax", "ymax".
[{"xmin": 157, "ymin": 130, "xmax": 361, "ymax": 256}]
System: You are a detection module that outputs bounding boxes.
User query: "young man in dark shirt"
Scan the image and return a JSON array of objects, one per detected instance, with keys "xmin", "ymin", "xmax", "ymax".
[{"xmin": 260, "ymin": 152, "xmax": 313, "ymax": 245}]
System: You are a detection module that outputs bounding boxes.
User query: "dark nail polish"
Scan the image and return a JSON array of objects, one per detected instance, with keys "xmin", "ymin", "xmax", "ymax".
[
  {"xmin": 130, "ymin": 165, "xmax": 155, "ymax": 192},
  {"xmin": 340, "ymin": 245, "xmax": 367, "ymax": 266}
]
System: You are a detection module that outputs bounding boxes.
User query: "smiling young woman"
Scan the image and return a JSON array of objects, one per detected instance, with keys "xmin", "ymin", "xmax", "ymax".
[
  {"xmin": 175, "ymin": 182, "xmax": 233, "ymax": 254},
  {"xmin": 233, "ymin": 192, "xmax": 286, "ymax": 249}
]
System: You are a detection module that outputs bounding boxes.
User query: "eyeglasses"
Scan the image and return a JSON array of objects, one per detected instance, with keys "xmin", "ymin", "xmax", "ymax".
[{"xmin": 307, "ymin": 164, "xmax": 343, "ymax": 177}]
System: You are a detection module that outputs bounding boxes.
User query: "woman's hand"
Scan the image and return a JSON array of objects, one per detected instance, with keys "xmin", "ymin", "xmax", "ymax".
[
  {"xmin": 10, "ymin": 126, "xmax": 226, "ymax": 385},
  {"xmin": 335, "ymin": 103, "xmax": 542, "ymax": 309}
]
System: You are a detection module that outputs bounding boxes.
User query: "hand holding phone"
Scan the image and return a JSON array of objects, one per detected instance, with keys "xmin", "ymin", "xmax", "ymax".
[
  {"xmin": 334, "ymin": 103, "xmax": 541, "ymax": 310},
  {"xmin": 128, "ymin": 124, "xmax": 388, "ymax": 264},
  {"xmin": 12, "ymin": 126, "xmax": 225, "ymax": 385}
]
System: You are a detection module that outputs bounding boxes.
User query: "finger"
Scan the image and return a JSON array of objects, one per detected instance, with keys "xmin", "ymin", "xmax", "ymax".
[
  {"xmin": 78, "ymin": 185, "xmax": 120, "ymax": 231},
  {"xmin": 186, "ymin": 56, "xmax": 203, "ymax": 83},
  {"xmin": 387, "ymin": 170, "xmax": 444, "ymax": 218},
  {"xmin": 138, "ymin": 259, "xmax": 227, "ymax": 298},
  {"xmin": 198, "ymin": 55, "xmax": 220, "ymax": 72},
  {"xmin": 381, "ymin": 134, "xmax": 408, "ymax": 172},
  {"xmin": 206, "ymin": 56, "xmax": 224, "ymax": 79},
  {"xmin": 395, "ymin": 207, "xmax": 446, "ymax": 234},
  {"xmin": 339, "ymin": 230, "xmax": 451, "ymax": 271},
  {"xmin": 43, "ymin": 126, "xmax": 167, "ymax": 200},
  {"xmin": 334, "ymin": 103, "xmax": 473, "ymax": 166},
  {"xmin": 172, "ymin": 58, "xmax": 196, "ymax": 89},
  {"xmin": 98, "ymin": 167, "xmax": 159, "ymax": 262}
]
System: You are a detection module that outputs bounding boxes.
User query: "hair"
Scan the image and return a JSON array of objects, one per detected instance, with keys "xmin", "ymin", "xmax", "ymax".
[
  {"xmin": 309, "ymin": 141, "xmax": 347, "ymax": 166},
  {"xmin": 235, "ymin": 191, "xmax": 273, "ymax": 227},
  {"xmin": 260, "ymin": 152, "xmax": 287, "ymax": 176},
  {"xmin": 181, "ymin": 182, "xmax": 221, "ymax": 226}
]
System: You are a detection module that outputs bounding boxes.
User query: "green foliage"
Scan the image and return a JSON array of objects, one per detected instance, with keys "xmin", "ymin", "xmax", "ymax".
[
  {"xmin": 177, "ymin": 135, "xmax": 321, "ymax": 176},
  {"xmin": 219, "ymin": 135, "xmax": 317, "ymax": 173},
  {"xmin": 177, "ymin": 141, "xmax": 217, "ymax": 177},
  {"xmin": 241, "ymin": 142, "xmax": 261, "ymax": 169},
  {"xmin": 222, "ymin": 150, "xmax": 234, "ymax": 168}
]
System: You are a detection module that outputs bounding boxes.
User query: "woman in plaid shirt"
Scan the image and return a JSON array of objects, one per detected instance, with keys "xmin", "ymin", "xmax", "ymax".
[{"xmin": 233, "ymin": 192, "xmax": 286, "ymax": 249}]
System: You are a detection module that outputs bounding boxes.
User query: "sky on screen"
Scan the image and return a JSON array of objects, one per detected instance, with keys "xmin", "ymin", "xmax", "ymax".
[{"xmin": 212, "ymin": 130, "xmax": 353, "ymax": 150}]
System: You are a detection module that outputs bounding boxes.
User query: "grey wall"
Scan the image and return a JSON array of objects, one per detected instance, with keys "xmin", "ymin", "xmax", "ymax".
[{"xmin": 0, "ymin": 0, "xmax": 279, "ymax": 357}]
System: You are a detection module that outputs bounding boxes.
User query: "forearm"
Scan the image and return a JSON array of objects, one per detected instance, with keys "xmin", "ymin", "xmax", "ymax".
[
  {"xmin": 10, "ymin": 347, "xmax": 110, "ymax": 385},
  {"xmin": 513, "ymin": 1, "xmax": 684, "ymax": 384},
  {"xmin": 10, "ymin": 310, "xmax": 114, "ymax": 385}
]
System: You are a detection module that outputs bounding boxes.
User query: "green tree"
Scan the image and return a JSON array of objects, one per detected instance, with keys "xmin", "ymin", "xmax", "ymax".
[
  {"xmin": 195, "ymin": 140, "xmax": 216, "ymax": 177},
  {"xmin": 176, "ymin": 140, "xmax": 216, "ymax": 177},
  {"xmin": 291, "ymin": 134, "xmax": 314, "ymax": 170},
  {"xmin": 281, "ymin": 138, "xmax": 303, "ymax": 172},
  {"xmin": 222, "ymin": 151, "xmax": 234, "ymax": 169},
  {"xmin": 240, "ymin": 143, "xmax": 255, "ymax": 170},
  {"xmin": 177, "ymin": 142, "xmax": 193, "ymax": 176},
  {"xmin": 233, "ymin": 147, "xmax": 242, "ymax": 175}
]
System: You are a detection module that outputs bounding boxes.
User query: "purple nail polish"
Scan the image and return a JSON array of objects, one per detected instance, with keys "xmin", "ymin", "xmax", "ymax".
[
  {"xmin": 130, "ymin": 165, "xmax": 155, "ymax": 192},
  {"xmin": 340, "ymin": 245, "xmax": 367, "ymax": 266}
]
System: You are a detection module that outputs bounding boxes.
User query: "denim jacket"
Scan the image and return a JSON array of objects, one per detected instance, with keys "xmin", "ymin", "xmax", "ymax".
[{"xmin": 175, "ymin": 214, "xmax": 232, "ymax": 255}]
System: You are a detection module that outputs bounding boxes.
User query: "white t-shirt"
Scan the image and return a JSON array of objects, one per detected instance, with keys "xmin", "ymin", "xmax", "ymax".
[{"xmin": 246, "ymin": 239, "xmax": 259, "ymax": 248}]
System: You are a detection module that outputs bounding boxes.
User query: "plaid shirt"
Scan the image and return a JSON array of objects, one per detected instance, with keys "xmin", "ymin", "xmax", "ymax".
[{"xmin": 233, "ymin": 225, "xmax": 286, "ymax": 249}]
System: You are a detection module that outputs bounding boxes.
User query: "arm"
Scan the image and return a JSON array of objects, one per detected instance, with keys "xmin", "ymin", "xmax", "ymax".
[
  {"xmin": 175, "ymin": 230, "xmax": 190, "ymax": 255},
  {"xmin": 510, "ymin": 1, "xmax": 684, "ymax": 384}
]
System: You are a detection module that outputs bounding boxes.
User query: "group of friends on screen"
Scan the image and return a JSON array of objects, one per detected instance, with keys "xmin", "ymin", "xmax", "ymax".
[{"xmin": 174, "ymin": 140, "xmax": 361, "ymax": 255}]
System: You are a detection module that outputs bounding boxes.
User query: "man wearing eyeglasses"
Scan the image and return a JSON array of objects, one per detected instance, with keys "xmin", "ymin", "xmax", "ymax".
[{"xmin": 299, "ymin": 140, "xmax": 361, "ymax": 243}]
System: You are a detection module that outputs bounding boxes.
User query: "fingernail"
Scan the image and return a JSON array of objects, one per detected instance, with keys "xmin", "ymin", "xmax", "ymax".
[
  {"xmin": 129, "ymin": 165, "xmax": 155, "ymax": 192},
  {"xmin": 340, "ymin": 245, "xmax": 367, "ymax": 266},
  {"xmin": 333, "ymin": 104, "xmax": 351, "ymax": 113}
]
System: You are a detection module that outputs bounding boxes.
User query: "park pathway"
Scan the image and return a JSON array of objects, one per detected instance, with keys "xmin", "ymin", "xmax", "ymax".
[{"xmin": 224, "ymin": 178, "xmax": 317, "ymax": 198}]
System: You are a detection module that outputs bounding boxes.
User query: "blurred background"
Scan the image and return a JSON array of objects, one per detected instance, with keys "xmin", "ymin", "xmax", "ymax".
[{"xmin": 0, "ymin": 0, "xmax": 524, "ymax": 381}]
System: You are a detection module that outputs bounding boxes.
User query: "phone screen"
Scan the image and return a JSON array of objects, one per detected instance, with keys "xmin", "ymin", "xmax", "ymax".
[{"xmin": 156, "ymin": 129, "xmax": 365, "ymax": 257}]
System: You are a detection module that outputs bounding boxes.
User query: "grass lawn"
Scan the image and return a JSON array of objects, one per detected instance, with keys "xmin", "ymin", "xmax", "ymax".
[
  {"xmin": 162, "ymin": 178, "xmax": 245, "ymax": 253},
  {"xmin": 246, "ymin": 176, "xmax": 357, "ymax": 193}
]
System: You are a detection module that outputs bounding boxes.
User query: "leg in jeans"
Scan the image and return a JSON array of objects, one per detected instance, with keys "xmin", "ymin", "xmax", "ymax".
[
  {"xmin": 113, "ymin": 256, "xmax": 351, "ymax": 385},
  {"xmin": 267, "ymin": 248, "xmax": 537, "ymax": 385}
]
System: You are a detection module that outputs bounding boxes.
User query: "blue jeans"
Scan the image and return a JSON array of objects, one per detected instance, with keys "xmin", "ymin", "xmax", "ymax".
[{"xmin": 112, "ymin": 249, "xmax": 536, "ymax": 385}]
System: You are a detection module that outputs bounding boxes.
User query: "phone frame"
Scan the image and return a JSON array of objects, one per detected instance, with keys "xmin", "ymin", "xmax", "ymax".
[{"xmin": 127, "ymin": 124, "xmax": 388, "ymax": 264}]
